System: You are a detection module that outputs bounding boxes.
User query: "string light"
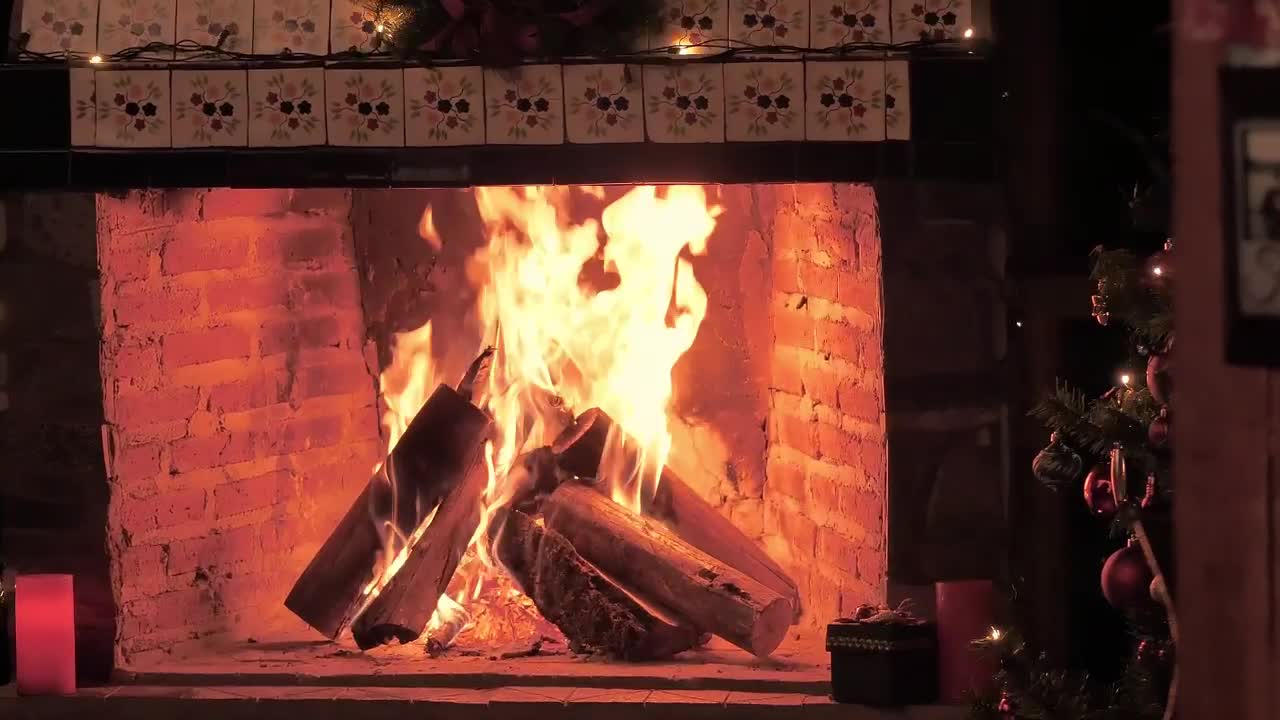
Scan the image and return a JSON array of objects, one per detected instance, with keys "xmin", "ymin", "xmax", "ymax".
[
  {"xmin": 1014, "ymin": 320, "xmax": 1023, "ymax": 328},
  {"xmin": 963, "ymin": 27, "xmax": 975, "ymax": 38},
  {"xmin": 89, "ymin": 54, "xmax": 103, "ymax": 63},
  {"xmin": 1119, "ymin": 372, "xmax": 1132, "ymax": 387},
  {"xmin": 1151, "ymin": 265, "xmax": 1164, "ymax": 277},
  {"xmin": 375, "ymin": 23, "xmax": 385, "ymax": 33},
  {"xmin": 989, "ymin": 626, "xmax": 1003, "ymax": 641}
]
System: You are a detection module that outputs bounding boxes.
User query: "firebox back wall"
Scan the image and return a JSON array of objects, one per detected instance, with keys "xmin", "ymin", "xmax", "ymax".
[{"xmin": 92, "ymin": 184, "xmax": 886, "ymax": 665}]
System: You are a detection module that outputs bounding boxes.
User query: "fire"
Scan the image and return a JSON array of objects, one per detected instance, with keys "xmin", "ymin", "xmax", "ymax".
[{"xmin": 363, "ymin": 185, "xmax": 721, "ymax": 649}]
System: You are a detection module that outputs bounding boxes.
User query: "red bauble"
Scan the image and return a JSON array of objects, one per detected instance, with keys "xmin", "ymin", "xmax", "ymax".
[
  {"xmin": 1147, "ymin": 352, "xmax": 1173, "ymax": 406},
  {"xmin": 1148, "ymin": 408, "xmax": 1170, "ymax": 448},
  {"xmin": 996, "ymin": 694, "xmax": 1015, "ymax": 718},
  {"xmin": 1083, "ymin": 464, "xmax": 1117, "ymax": 517},
  {"xmin": 1101, "ymin": 543, "xmax": 1156, "ymax": 611}
]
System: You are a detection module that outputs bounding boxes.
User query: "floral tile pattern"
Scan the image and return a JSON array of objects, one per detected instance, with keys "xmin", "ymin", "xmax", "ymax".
[
  {"xmin": 253, "ymin": 0, "xmax": 327, "ymax": 53},
  {"xmin": 172, "ymin": 69, "xmax": 247, "ymax": 146},
  {"xmin": 884, "ymin": 59, "xmax": 909, "ymax": 140},
  {"xmin": 725, "ymin": 62, "xmax": 801, "ymax": 141},
  {"xmin": 175, "ymin": 0, "xmax": 252, "ymax": 52},
  {"xmin": 892, "ymin": 0, "xmax": 969, "ymax": 42},
  {"xmin": 484, "ymin": 66, "xmax": 564, "ymax": 144},
  {"xmin": 20, "ymin": 0, "xmax": 97, "ymax": 53},
  {"xmin": 730, "ymin": 0, "xmax": 807, "ymax": 47},
  {"xmin": 563, "ymin": 64, "xmax": 643, "ymax": 144},
  {"xmin": 404, "ymin": 66, "xmax": 484, "ymax": 146},
  {"xmin": 97, "ymin": 0, "xmax": 176, "ymax": 55},
  {"xmin": 643, "ymin": 64, "xmax": 724, "ymax": 143},
  {"xmin": 805, "ymin": 61, "xmax": 884, "ymax": 141},
  {"xmin": 813, "ymin": 0, "xmax": 888, "ymax": 46},
  {"xmin": 325, "ymin": 68, "xmax": 404, "ymax": 146},
  {"xmin": 330, "ymin": 0, "xmax": 380, "ymax": 52},
  {"xmin": 95, "ymin": 70, "xmax": 171, "ymax": 147},
  {"xmin": 70, "ymin": 68, "xmax": 96, "ymax": 146},
  {"xmin": 249, "ymin": 67, "xmax": 325, "ymax": 146},
  {"xmin": 652, "ymin": 0, "xmax": 726, "ymax": 52}
]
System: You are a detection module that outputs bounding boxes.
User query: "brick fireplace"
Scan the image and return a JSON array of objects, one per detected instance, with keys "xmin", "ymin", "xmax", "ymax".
[{"xmin": 75, "ymin": 184, "xmax": 888, "ymax": 668}]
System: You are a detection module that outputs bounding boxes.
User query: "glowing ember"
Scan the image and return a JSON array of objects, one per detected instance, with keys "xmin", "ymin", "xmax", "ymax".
[{"xmin": 365, "ymin": 185, "xmax": 721, "ymax": 648}]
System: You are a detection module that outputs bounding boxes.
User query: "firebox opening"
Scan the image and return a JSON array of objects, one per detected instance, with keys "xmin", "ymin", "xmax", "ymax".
[{"xmin": 91, "ymin": 184, "xmax": 885, "ymax": 673}]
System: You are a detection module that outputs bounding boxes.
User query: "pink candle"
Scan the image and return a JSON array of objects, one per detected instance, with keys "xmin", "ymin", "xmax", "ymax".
[
  {"xmin": 15, "ymin": 574, "xmax": 76, "ymax": 696},
  {"xmin": 935, "ymin": 579, "xmax": 996, "ymax": 704}
]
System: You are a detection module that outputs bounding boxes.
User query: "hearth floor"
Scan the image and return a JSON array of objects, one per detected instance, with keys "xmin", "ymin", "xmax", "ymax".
[{"xmin": 120, "ymin": 634, "xmax": 831, "ymax": 693}]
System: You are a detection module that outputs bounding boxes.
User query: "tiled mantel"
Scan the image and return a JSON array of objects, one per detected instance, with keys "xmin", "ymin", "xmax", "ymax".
[{"xmin": 63, "ymin": 59, "xmax": 916, "ymax": 149}]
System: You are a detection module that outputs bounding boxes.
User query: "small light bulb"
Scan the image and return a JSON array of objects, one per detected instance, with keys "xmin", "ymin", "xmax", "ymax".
[
  {"xmin": 1152, "ymin": 266, "xmax": 1163, "ymax": 276},
  {"xmin": 1120, "ymin": 373, "xmax": 1132, "ymax": 387},
  {"xmin": 989, "ymin": 627, "xmax": 1003, "ymax": 641},
  {"xmin": 1014, "ymin": 320, "xmax": 1023, "ymax": 328},
  {"xmin": 963, "ymin": 27, "xmax": 975, "ymax": 39},
  {"xmin": 375, "ymin": 23, "xmax": 385, "ymax": 33},
  {"xmin": 89, "ymin": 54, "xmax": 103, "ymax": 64},
  {"xmin": 678, "ymin": 44, "xmax": 693, "ymax": 55}
]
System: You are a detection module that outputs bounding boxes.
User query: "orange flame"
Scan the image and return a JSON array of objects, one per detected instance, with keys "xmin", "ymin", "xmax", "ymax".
[{"xmin": 365, "ymin": 185, "xmax": 720, "ymax": 648}]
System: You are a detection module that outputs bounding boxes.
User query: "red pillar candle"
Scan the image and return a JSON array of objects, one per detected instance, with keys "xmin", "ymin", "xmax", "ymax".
[
  {"xmin": 15, "ymin": 574, "xmax": 76, "ymax": 696},
  {"xmin": 935, "ymin": 579, "xmax": 996, "ymax": 704}
]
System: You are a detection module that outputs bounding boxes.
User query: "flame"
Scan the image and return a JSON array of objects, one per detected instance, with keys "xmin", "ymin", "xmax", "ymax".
[{"xmin": 363, "ymin": 185, "xmax": 720, "ymax": 648}]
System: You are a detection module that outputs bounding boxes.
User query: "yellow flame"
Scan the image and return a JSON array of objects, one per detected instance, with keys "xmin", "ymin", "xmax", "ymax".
[{"xmin": 365, "ymin": 185, "xmax": 719, "ymax": 647}]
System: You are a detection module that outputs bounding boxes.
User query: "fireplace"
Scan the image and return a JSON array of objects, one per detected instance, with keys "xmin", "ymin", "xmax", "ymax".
[{"xmin": 82, "ymin": 183, "xmax": 884, "ymax": 662}]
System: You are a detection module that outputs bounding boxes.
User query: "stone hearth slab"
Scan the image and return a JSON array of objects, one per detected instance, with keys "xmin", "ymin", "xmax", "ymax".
[{"xmin": 1, "ymin": 685, "xmax": 965, "ymax": 720}]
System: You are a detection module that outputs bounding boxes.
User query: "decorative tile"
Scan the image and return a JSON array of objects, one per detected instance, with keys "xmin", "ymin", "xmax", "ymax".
[
  {"xmin": 404, "ymin": 66, "xmax": 484, "ymax": 146},
  {"xmin": 97, "ymin": 0, "xmax": 176, "ymax": 56},
  {"xmin": 884, "ymin": 59, "xmax": 909, "ymax": 140},
  {"xmin": 730, "ymin": 0, "xmax": 807, "ymax": 47},
  {"xmin": 563, "ymin": 64, "xmax": 643, "ymax": 144},
  {"xmin": 171, "ymin": 69, "xmax": 247, "ymax": 146},
  {"xmin": 95, "ymin": 70, "xmax": 171, "ymax": 147},
  {"xmin": 70, "ymin": 67, "xmax": 96, "ymax": 146},
  {"xmin": 813, "ymin": 0, "xmax": 890, "ymax": 46},
  {"xmin": 892, "ymin": 0, "xmax": 971, "ymax": 42},
  {"xmin": 19, "ymin": 0, "xmax": 97, "ymax": 54},
  {"xmin": 176, "ymin": 0, "xmax": 253, "ymax": 52},
  {"xmin": 652, "ymin": 0, "xmax": 727, "ymax": 53},
  {"xmin": 253, "ymin": 0, "xmax": 328, "ymax": 54},
  {"xmin": 330, "ymin": 0, "xmax": 380, "ymax": 52},
  {"xmin": 325, "ymin": 68, "xmax": 404, "ymax": 146},
  {"xmin": 643, "ymin": 64, "xmax": 724, "ymax": 143},
  {"xmin": 805, "ymin": 61, "xmax": 885, "ymax": 141},
  {"xmin": 484, "ymin": 65, "xmax": 564, "ymax": 145},
  {"xmin": 249, "ymin": 67, "xmax": 324, "ymax": 146},
  {"xmin": 725, "ymin": 62, "xmax": 802, "ymax": 141}
]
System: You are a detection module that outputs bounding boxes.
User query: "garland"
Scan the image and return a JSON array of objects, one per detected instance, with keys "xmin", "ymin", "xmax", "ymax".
[{"xmin": 365, "ymin": 0, "xmax": 663, "ymax": 63}]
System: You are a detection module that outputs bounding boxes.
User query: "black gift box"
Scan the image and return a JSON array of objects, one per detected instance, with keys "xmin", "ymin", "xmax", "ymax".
[{"xmin": 826, "ymin": 617, "xmax": 939, "ymax": 706}]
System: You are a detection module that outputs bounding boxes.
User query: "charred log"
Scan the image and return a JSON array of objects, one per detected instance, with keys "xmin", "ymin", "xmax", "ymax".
[
  {"xmin": 551, "ymin": 408, "xmax": 802, "ymax": 620},
  {"xmin": 493, "ymin": 509, "xmax": 699, "ymax": 660},
  {"xmin": 284, "ymin": 384, "xmax": 491, "ymax": 640},
  {"xmin": 543, "ymin": 483, "xmax": 792, "ymax": 658}
]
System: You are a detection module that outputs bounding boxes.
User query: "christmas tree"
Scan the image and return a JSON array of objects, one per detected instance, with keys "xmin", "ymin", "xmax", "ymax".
[{"xmin": 967, "ymin": 242, "xmax": 1177, "ymax": 720}]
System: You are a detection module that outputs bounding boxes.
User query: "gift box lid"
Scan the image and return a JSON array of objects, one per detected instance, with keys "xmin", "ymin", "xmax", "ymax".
[{"xmin": 826, "ymin": 611, "xmax": 936, "ymax": 652}]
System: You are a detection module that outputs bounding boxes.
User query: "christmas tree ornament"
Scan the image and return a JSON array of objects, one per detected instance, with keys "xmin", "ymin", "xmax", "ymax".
[
  {"xmin": 1091, "ymin": 294, "xmax": 1110, "ymax": 325},
  {"xmin": 1136, "ymin": 638, "xmax": 1155, "ymax": 664},
  {"xmin": 1144, "ymin": 238, "xmax": 1173, "ymax": 286},
  {"xmin": 1083, "ymin": 464, "xmax": 1117, "ymax": 517},
  {"xmin": 1148, "ymin": 407, "xmax": 1169, "ymax": 448},
  {"xmin": 996, "ymin": 693, "xmax": 1015, "ymax": 717},
  {"xmin": 1140, "ymin": 473, "xmax": 1159, "ymax": 509},
  {"xmin": 1109, "ymin": 444, "xmax": 1129, "ymax": 503},
  {"xmin": 1146, "ymin": 351, "xmax": 1173, "ymax": 406},
  {"xmin": 1032, "ymin": 432, "xmax": 1084, "ymax": 489},
  {"xmin": 1101, "ymin": 541, "xmax": 1156, "ymax": 611}
]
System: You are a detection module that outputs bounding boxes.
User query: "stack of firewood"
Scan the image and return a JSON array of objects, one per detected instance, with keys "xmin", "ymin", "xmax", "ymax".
[{"xmin": 284, "ymin": 368, "xmax": 799, "ymax": 661}]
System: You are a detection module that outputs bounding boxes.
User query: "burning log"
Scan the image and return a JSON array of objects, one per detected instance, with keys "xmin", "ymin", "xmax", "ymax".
[
  {"xmin": 493, "ymin": 508, "xmax": 699, "ymax": 660},
  {"xmin": 284, "ymin": 384, "xmax": 491, "ymax": 639},
  {"xmin": 552, "ymin": 408, "xmax": 803, "ymax": 620},
  {"xmin": 350, "ymin": 416, "xmax": 494, "ymax": 650},
  {"xmin": 543, "ymin": 483, "xmax": 792, "ymax": 658},
  {"xmin": 457, "ymin": 347, "xmax": 494, "ymax": 403}
]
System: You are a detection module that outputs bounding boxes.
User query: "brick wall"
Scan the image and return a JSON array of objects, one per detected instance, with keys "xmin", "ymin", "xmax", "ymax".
[
  {"xmin": 95, "ymin": 189, "xmax": 383, "ymax": 665},
  {"xmin": 762, "ymin": 184, "xmax": 888, "ymax": 627}
]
